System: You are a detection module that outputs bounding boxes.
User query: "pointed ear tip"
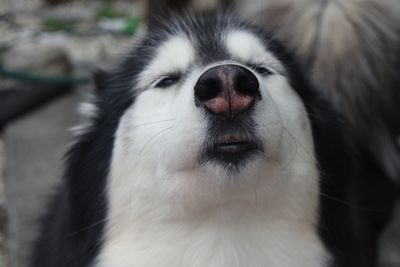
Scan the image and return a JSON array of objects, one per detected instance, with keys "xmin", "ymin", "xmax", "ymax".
[
  {"xmin": 92, "ymin": 68, "xmax": 109, "ymax": 90},
  {"xmin": 93, "ymin": 68, "xmax": 108, "ymax": 80}
]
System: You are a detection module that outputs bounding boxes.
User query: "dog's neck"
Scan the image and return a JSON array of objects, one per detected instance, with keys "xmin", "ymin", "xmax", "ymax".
[{"xmin": 95, "ymin": 155, "xmax": 329, "ymax": 267}]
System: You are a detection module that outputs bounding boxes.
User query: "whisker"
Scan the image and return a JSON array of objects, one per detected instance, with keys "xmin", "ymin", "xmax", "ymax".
[
  {"xmin": 131, "ymin": 118, "xmax": 176, "ymax": 128},
  {"xmin": 136, "ymin": 126, "xmax": 175, "ymax": 159}
]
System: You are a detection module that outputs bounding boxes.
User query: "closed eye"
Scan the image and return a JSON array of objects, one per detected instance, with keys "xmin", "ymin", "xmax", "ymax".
[
  {"xmin": 248, "ymin": 64, "xmax": 273, "ymax": 76},
  {"xmin": 155, "ymin": 74, "xmax": 181, "ymax": 88}
]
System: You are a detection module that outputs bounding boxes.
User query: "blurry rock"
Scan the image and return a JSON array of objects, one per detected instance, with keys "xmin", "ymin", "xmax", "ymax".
[
  {"xmin": 41, "ymin": 2, "xmax": 98, "ymax": 23},
  {"xmin": 14, "ymin": 14, "xmax": 43, "ymax": 31},
  {"xmin": 98, "ymin": 18, "xmax": 126, "ymax": 33},
  {"xmin": 45, "ymin": 0, "xmax": 72, "ymax": 6},
  {"xmin": 0, "ymin": 0, "xmax": 41, "ymax": 13},
  {"xmin": 2, "ymin": 43, "xmax": 73, "ymax": 76}
]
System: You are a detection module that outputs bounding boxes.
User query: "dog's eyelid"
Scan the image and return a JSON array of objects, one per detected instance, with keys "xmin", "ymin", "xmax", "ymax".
[
  {"xmin": 154, "ymin": 73, "xmax": 182, "ymax": 88},
  {"xmin": 247, "ymin": 63, "xmax": 273, "ymax": 76}
]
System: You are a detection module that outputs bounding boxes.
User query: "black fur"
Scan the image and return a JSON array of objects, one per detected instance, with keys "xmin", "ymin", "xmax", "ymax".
[{"xmin": 31, "ymin": 14, "xmax": 391, "ymax": 267}]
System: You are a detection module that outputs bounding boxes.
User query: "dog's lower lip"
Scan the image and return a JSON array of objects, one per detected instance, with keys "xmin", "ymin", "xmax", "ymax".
[{"xmin": 214, "ymin": 141, "xmax": 254, "ymax": 153}]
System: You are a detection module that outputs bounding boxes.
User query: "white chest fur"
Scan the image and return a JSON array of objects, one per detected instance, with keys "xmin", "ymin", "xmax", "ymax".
[
  {"xmin": 95, "ymin": 199, "xmax": 329, "ymax": 267},
  {"xmin": 95, "ymin": 147, "xmax": 330, "ymax": 267}
]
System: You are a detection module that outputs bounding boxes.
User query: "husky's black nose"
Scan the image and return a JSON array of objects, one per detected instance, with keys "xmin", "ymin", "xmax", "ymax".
[{"xmin": 194, "ymin": 64, "xmax": 261, "ymax": 118}]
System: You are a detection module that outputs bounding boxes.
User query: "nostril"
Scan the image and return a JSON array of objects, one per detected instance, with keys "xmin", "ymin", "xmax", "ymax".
[
  {"xmin": 235, "ymin": 67, "xmax": 260, "ymax": 98},
  {"xmin": 194, "ymin": 77, "xmax": 221, "ymax": 102},
  {"xmin": 194, "ymin": 67, "xmax": 223, "ymax": 102}
]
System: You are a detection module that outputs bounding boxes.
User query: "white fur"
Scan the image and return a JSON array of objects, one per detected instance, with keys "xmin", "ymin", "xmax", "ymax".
[
  {"xmin": 95, "ymin": 31, "xmax": 330, "ymax": 267},
  {"xmin": 226, "ymin": 30, "xmax": 285, "ymax": 74},
  {"xmin": 138, "ymin": 36, "xmax": 195, "ymax": 89}
]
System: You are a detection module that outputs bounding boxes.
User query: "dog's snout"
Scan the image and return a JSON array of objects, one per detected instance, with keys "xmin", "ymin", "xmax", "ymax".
[{"xmin": 194, "ymin": 64, "xmax": 261, "ymax": 118}]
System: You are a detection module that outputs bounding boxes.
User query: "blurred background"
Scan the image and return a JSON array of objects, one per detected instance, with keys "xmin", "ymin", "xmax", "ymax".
[
  {"xmin": 0, "ymin": 1, "xmax": 143, "ymax": 266},
  {"xmin": 0, "ymin": 0, "xmax": 399, "ymax": 267}
]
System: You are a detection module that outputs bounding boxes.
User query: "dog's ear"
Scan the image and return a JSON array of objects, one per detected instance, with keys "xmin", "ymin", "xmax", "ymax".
[{"xmin": 93, "ymin": 68, "xmax": 110, "ymax": 93}]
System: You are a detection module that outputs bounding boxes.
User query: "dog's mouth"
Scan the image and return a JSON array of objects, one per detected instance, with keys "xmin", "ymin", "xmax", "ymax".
[
  {"xmin": 213, "ymin": 136, "xmax": 259, "ymax": 154},
  {"xmin": 202, "ymin": 133, "xmax": 263, "ymax": 168}
]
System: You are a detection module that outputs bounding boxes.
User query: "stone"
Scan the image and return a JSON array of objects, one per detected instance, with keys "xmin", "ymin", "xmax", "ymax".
[{"xmin": 1, "ymin": 43, "xmax": 72, "ymax": 77}]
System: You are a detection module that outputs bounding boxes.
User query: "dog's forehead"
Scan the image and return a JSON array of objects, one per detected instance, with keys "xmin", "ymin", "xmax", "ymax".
[
  {"xmin": 151, "ymin": 36, "xmax": 196, "ymax": 74},
  {"xmin": 140, "ymin": 27, "xmax": 282, "ymax": 81},
  {"xmin": 225, "ymin": 30, "xmax": 281, "ymax": 68}
]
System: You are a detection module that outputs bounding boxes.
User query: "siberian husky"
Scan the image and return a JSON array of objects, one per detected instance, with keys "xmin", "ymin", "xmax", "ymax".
[{"xmin": 32, "ymin": 14, "xmax": 382, "ymax": 267}]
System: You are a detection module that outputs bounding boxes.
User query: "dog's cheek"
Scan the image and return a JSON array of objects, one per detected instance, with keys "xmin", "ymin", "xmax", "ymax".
[{"xmin": 160, "ymin": 85, "xmax": 206, "ymax": 171}]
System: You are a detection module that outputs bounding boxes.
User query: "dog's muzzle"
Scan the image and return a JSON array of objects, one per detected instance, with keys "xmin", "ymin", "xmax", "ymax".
[{"xmin": 195, "ymin": 64, "xmax": 263, "ymax": 165}]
